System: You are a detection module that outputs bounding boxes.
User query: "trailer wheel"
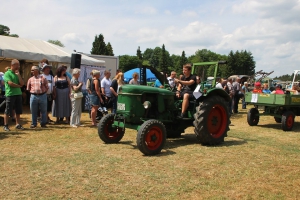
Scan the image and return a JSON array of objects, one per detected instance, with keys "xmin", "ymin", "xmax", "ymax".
[
  {"xmin": 98, "ymin": 113, "xmax": 125, "ymax": 143},
  {"xmin": 282, "ymin": 111, "xmax": 295, "ymax": 131},
  {"xmin": 247, "ymin": 108, "xmax": 259, "ymax": 126},
  {"xmin": 274, "ymin": 117, "xmax": 281, "ymax": 123},
  {"xmin": 193, "ymin": 96, "xmax": 229, "ymax": 145},
  {"xmin": 136, "ymin": 120, "xmax": 166, "ymax": 155}
]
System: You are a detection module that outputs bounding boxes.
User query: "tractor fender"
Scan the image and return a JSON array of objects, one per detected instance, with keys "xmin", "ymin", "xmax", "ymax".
[{"xmin": 205, "ymin": 88, "xmax": 231, "ymax": 102}]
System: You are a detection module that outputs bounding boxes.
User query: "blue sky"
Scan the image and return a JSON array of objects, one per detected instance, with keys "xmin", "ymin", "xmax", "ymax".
[{"xmin": 1, "ymin": 0, "xmax": 300, "ymax": 77}]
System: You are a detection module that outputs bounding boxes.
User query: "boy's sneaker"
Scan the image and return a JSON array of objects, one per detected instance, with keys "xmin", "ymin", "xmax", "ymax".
[
  {"xmin": 3, "ymin": 125, "xmax": 10, "ymax": 131},
  {"xmin": 16, "ymin": 124, "xmax": 24, "ymax": 130},
  {"xmin": 98, "ymin": 107, "xmax": 103, "ymax": 112}
]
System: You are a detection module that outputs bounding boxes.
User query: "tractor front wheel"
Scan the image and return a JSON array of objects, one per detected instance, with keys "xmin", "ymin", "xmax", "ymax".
[
  {"xmin": 193, "ymin": 96, "xmax": 229, "ymax": 145},
  {"xmin": 136, "ymin": 120, "xmax": 166, "ymax": 155},
  {"xmin": 282, "ymin": 111, "xmax": 295, "ymax": 131},
  {"xmin": 98, "ymin": 113, "xmax": 125, "ymax": 143},
  {"xmin": 247, "ymin": 108, "xmax": 259, "ymax": 126}
]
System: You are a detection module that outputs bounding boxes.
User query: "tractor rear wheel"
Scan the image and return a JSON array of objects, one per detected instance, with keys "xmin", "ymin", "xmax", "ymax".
[
  {"xmin": 193, "ymin": 96, "xmax": 229, "ymax": 145},
  {"xmin": 282, "ymin": 111, "xmax": 295, "ymax": 131},
  {"xmin": 98, "ymin": 113, "xmax": 125, "ymax": 143},
  {"xmin": 247, "ymin": 108, "xmax": 259, "ymax": 126},
  {"xmin": 136, "ymin": 120, "xmax": 166, "ymax": 155},
  {"xmin": 274, "ymin": 117, "xmax": 281, "ymax": 123}
]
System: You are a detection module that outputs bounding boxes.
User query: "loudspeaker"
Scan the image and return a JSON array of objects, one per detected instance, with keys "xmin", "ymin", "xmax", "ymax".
[{"xmin": 71, "ymin": 53, "xmax": 81, "ymax": 69}]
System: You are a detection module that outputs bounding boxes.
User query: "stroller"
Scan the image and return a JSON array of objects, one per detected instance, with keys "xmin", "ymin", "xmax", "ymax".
[{"xmin": 89, "ymin": 95, "xmax": 113, "ymax": 121}]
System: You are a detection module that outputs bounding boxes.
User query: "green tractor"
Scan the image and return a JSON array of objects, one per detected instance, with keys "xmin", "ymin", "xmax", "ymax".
[{"xmin": 98, "ymin": 61, "xmax": 231, "ymax": 155}]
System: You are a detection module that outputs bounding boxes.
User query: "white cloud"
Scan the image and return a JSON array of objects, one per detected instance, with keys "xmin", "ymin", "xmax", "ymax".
[
  {"xmin": 135, "ymin": 6, "xmax": 157, "ymax": 15},
  {"xmin": 180, "ymin": 10, "xmax": 198, "ymax": 18},
  {"xmin": 61, "ymin": 33, "xmax": 88, "ymax": 45},
  {"xmin": 1, "ymin": 0, "xmax": 300, "ymax": 76},
  {"xmin": 164, "ymin": 10, "xmax": 172, "ymax": 15}
]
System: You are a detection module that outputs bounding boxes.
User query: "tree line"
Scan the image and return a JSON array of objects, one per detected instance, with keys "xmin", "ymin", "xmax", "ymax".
[
  {"xmin": 89, "ymin": 33, "xmax": 256, "ymax": 80},
  {"xmin": 274, "ymin": 74, "xmax": 300, "ymax": 81},
  {"xmin": 119, "ymin": 46, "xmax": 256, "ymax": 80}
]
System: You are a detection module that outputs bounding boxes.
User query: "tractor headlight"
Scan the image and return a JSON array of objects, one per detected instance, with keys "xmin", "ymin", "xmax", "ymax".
[{"xmin": 143, "ymin": 101, "xmax": 151, "ymax": 109}]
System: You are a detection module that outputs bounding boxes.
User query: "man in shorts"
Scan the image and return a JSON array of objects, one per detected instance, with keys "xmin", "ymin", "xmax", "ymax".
[
  {"xmin": 3, "ymin": 59, "xmax": 25, "ymax": 131},
  {"xmin": 175, "ymin": 64, "xmax": 197, "ymax": 118}
]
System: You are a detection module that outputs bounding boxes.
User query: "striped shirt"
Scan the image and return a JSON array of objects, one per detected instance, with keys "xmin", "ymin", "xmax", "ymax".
[{"xmin": 27, "ymin": 75, "xmax": 49, "ymax": 94}]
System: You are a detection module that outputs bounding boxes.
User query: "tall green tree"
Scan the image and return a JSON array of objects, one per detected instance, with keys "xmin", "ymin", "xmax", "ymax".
[
  {"xmin": 150, "ymin": 47, "xmax": 161, "ymax": 69},
  {"xmin": 0, "ymin": 24, "xmax": 19, "ymax": 37},
  {"xmin": 136, "ymin": 46, "xmax": 143, "ymax": 60},
  {"xmin": 170, "ymin": 54, "xmax": 181, "ymax": 74},
  {"xmin": 48, "ymin": 39, "xmax": 65, "ymax": 47},
  {"xmin": 91, "ymin": 34, "xmax": 106, "ymax": 55},
  {"xmin": 106, "ymin": 42, "xmax": 114, "ymax": 56},
  {"xmin": 143, "ymin": 48, "xmax": 153, "ymax": 61},
  {"xmin": 119, "ymin": 55, "xmax": 142, "ymax": 72},
  {"xmin": 159, "ymin": 44, "xmax": 168, "ymax": 73},
  {"xmin": 179, "ymin": 51, "xmax": 188, "ymax": 69},
  {"xmin": 227, "ymin": 50, "xmax": 255, "ymax": 76}
]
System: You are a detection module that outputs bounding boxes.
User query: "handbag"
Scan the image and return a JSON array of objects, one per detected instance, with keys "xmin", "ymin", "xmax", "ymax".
[{"xmin": 74, "ymin": 92, "xmax": 83, "ymax": 99}]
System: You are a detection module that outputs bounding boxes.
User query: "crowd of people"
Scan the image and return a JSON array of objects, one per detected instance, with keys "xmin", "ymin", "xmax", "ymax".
[
  {"xmin": 1, "ymin": 58, "xmax": 124, "ymax": 131},
  {"xmin": 2, "ymin": 58, "xmax": 299, "ymax": 131}
]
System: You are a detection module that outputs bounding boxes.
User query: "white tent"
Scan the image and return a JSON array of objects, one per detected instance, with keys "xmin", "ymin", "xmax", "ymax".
[{"xmin": 0, "ymin": 35, "xmax": 105, "ymax": 66}]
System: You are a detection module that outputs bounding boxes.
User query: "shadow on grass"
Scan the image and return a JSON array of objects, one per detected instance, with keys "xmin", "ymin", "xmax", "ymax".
[
  {"xmin": 117, "ymin": 140, "xmax": 177, "ymax": 156},
  {"xmin": 0, "ymin": 131, "xmax": 27, "ymax": 140},
  {"xmin": 258, "ymin": 122, "xmax": 300, "ymax": 132},
  {"xmin": 166, "ymin": 132, "xmax": 248, "ymax": 149},
  {"xmin": 119, "ymin": 140, "xmax": 137, "ymax": 149}
]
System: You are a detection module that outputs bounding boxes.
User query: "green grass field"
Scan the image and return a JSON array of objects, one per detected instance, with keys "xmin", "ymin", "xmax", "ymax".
[{"xmin": 1, "ymin": 106, "xmax": 300, "ymax": 199}]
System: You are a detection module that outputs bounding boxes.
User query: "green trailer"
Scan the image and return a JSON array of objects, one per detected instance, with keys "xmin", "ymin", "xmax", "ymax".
[{"xmin": 245, "ymin": 70, "xmax": 300, "ymax": 131}]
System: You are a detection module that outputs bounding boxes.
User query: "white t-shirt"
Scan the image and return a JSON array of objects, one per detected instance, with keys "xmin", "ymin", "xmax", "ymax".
[
  {"xmin": 101, "ymin": 77, "xmax": 112, "ymax": 97},
  {"xmin": 216, "ymin": 82, "xmax": 223, "ymax": 89},
  {"xmin": 167, "ymin": 77, "xmax": 176, "ymax": 88},
  {"xmin": 41, "ymin": 74, "xmax": 54, "ymax": 94}
]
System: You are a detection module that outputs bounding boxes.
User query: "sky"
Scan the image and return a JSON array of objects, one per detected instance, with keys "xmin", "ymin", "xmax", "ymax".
[{"xmin": 1, "ymin": 0, "xmax": 300, "ymax": 77}]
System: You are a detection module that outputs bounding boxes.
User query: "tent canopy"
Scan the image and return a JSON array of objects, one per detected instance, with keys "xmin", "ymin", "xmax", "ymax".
[
  {"xmin": 124, "ymin": 68, "xmax": 157, "ymax": 82},
  {"xmin": 0, "ymin": 35, "xmax": 105, "ymax": 66}
]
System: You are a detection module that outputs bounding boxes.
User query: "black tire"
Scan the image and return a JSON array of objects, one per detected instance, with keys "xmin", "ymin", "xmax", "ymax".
[
  {"xmin": 274, "ymin": 117, "xmax": 281, "ymax": 123},
  {"xmin": 136, "ymin": 120, "xmax": 166, "ymax": 155},
  {"xmin": 282, "ymin": 111, "xmax": 295, "ymax": 131},
  {"xmin": 98, "ymin": 113, "xmax": 125, "ymax": 143},
  {"xmin": 247, "ymin": 108, "xmax": 259, "ymax": 126},
  {"xmin": 193, "ymin": 96, "xmax": 229, "ymax": 145}
]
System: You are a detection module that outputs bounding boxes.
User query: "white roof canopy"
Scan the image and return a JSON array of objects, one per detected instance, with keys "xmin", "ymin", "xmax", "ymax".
[{"xmin": 0, "ymin": 35, "xmax": 105, "ymax": 66}]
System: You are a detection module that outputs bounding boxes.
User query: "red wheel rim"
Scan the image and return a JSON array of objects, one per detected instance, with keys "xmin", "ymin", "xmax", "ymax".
[
  {"xmin": 207, "ymin": 104, "xmax": 227, "ymax": 138},
  {"xmin": 104, "ymin": 119, "xmax": 121, "ymax": 140},
  {"xmin": 145, "ymin": 126, "xmax": 163, "ymax": 150},
  {"xmin": 286, "ymin": 115, "xmax": 293, "ymax": 128}
]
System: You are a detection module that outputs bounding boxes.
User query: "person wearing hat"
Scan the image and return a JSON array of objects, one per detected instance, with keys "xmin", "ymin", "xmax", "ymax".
[
  {"xmin": 27, "ymin": 65, "xmax": 49, "ymax": 128},
  {"xmin": 252, "ymin": 82, "xmax": 262, "ymax": 93},
  {"xmin": 41, "ymin": 63, "xmax": 54, "ymax": 123},
  {"xmin": 3, "ymin": 59, "xmax": 25, "ymax": 131},
  {"xmin": 271, "ymin": 84, "xmax": 284, "ymax": 94}
]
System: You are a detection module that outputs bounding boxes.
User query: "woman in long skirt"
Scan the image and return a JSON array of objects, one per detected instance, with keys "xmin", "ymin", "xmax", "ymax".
[{"xmin": 52, "ymin": 66, "xmax": 71, "ymax": 124}]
